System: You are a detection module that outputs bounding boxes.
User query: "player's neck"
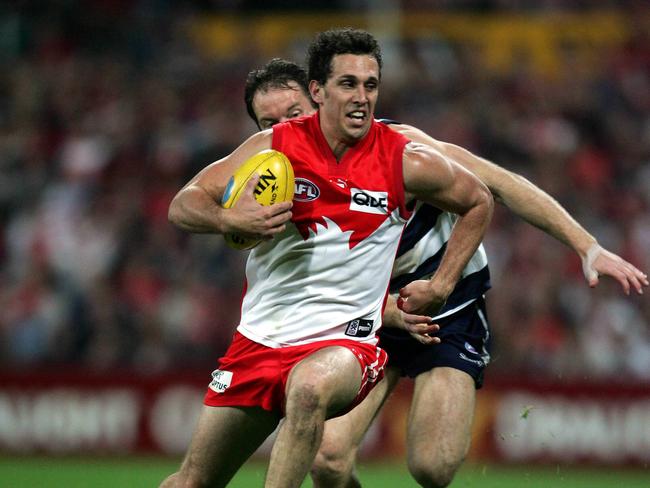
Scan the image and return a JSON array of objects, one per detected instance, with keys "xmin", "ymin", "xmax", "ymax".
[{"xmin": 319, "ymin": 116, "xmax": 368, "ymax": 162}]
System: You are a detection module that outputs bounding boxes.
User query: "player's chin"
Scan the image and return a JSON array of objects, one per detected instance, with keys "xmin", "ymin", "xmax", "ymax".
[{"xmin": 344, "ymin": 119, "xmax": 370, "ymax": 139}]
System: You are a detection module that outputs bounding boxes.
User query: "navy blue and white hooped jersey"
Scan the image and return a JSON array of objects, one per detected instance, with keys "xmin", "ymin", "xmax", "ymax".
[{"xmin": 389, "ymin": 202, "xmax": 491, "ymax": 320}]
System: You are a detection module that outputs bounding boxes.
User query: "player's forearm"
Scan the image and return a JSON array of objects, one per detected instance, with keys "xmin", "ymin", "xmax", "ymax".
[
  {"xmin": 494, "ymin": 171, "xmax": 597, "ymax": 257},
  {"xmin": 382, "ymin": 295, "xmax": 402, "ymax": 328},
  {"xmin": 441, "ymin": 143, "xmax": 597, "ymax": 257},
  {"xmin": 168, "ymin": 185, "xmax": 228, "ymax": 234},
  {"xmin": 431, "ymin": 194, "xmax": 493, "ymax": 296}
]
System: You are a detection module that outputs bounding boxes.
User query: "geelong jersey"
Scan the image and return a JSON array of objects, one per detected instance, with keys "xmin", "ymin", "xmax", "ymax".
[
  {"xmin": 389, "ymin": 197, "xmax": 491, "ymax": 320},
  {"xmin": 237, "ymin": 113, "xmax": 411, "ymax": 348},
  {"xmin": 374, "ymin": 119, "xmax": 491, "ymax": 320}
]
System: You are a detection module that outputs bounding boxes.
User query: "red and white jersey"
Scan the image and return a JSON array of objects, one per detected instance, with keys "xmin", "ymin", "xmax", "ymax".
[{"xmin": 237, "ymin": 113, "xmax": 411, "ymax": 347}]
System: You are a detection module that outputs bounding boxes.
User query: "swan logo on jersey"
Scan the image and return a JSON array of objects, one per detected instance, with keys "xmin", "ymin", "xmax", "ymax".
[
  {"xmin": 350, "ymin": 188, "xmax": 388, "ymax": 215},
  {"xmin": 209, "ymin": 369, "xmax": 233, "ymax": 393},
  {"xmin": 294, "ymin": 178, "xmax": 320, "ymax": 202},
  {"xmin": 330, "ymin": 177, "xmax": 347, "ymax": 189}
]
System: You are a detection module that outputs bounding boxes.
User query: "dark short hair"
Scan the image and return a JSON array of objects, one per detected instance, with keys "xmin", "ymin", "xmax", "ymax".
[
  {"xmin": 244, "ymin": 58, "xmax": 313, "ymax": 128},
  {"xmin": 307, "ymin": 28, "xmax": 382, "ymax": 86}
]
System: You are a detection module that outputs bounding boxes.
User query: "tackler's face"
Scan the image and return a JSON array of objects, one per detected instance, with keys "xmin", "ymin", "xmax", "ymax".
[
  {"xmin": 310, "ymin": 54, "xmax": 380, "ymax": 145},
  {"xmin": 252, "ymin": 81, "xmax": 316, "ymax": 130}
]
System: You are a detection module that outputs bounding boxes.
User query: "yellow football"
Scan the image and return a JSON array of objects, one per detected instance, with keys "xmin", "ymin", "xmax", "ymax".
[{"xmin": 221, "ymin": 149, "xmax": 295, "ymax": 250}]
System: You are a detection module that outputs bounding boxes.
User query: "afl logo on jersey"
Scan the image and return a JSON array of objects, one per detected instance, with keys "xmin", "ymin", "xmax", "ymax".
[{"xmin": 294, "ymin": 178, "xmax": 320, "ymax": 202}]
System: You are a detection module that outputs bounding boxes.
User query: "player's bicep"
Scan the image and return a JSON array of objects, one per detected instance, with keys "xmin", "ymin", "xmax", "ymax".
[
  {"xmin": 393, "ymin": 124, "xmax": 512, "ymax": 204},
  {"xmin": 437, "ymin": 142, "xmax": 515, "ymax": 203},
  {"xmin": 403, "ymin": 142, "xmax": 488, "ymax": 215},
  {"xmin": 183, "ymin": 130, "xmax": 273, "ymax": 201}
]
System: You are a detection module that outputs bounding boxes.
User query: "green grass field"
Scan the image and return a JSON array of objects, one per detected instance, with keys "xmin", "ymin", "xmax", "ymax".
[{"xmin": 1, "ymin": 457, "xmax": 649, "ymax": 487}]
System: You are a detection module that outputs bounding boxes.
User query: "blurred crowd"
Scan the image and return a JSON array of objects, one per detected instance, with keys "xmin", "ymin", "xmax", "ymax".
[{"xmin": 0, "ymin": 2, "xmax": 648, "ymax": 382}]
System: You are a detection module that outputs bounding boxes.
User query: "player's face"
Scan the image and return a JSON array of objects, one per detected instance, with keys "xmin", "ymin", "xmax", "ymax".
[
  {"xmin": 311, "ymin": 53, "xmax": 380, "ymax": 144},
  {"xmin": 252, "ymin": 82, "xmax": 315, "ymax": 130}
]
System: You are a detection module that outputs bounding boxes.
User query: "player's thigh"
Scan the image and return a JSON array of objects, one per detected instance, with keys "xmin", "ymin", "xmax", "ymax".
[
  {"xmin": 318, "ymin": 367, "xmax": 400, "ymax": 458},
  {"xmin": 286, "ymin": 346, "xmax": 363, "ymax": 417},
  {"xmin": 180, "ymin": 404, "xmax": 280, "ymax": 486},
  {"xmin": 407, "ymin": 367, "xmax": 475, "ymax": 465}
]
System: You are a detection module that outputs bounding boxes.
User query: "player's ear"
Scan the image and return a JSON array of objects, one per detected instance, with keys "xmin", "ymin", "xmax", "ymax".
[{"xmin": 309, "ymin": 80, "xmax": 324, "ymax": 105}]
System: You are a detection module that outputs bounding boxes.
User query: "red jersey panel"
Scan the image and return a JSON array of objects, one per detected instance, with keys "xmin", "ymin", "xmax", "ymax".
[
  {"xmin": 237, "ymin": 113, "xmax": 411, "ymax": 347},
  {"xmin": 273, "ymin": 114, "xmax": 411, "ymax": 248}
]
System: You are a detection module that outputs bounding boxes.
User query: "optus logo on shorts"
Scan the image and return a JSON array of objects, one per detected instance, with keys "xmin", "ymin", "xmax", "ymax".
[{"xmin": 209, "ymin": 369, "xmax": 233, "ymax": 393}]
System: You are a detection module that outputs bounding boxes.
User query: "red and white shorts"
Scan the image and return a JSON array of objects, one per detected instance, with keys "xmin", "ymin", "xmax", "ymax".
[{"xmin": 204, "ymin": 332, "xmax": 387, "ymax": 416}]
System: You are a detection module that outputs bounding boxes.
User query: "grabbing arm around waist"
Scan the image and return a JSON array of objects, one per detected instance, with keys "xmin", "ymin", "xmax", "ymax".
[
  {"xmin": 400, "ymin": 142, "xmax": 494, "ymax": 315},
  {"xmin": 383, "ymin": 294, "xmax": 441, "ymax": 345}
]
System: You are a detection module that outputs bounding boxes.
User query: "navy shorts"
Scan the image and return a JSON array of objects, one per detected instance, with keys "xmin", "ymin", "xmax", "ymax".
[{"xmin": 378, "ymin": 297, "xmax": 491, "ymax": 388}]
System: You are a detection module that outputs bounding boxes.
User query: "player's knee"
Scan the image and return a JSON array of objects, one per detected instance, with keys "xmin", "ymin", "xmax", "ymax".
[
  {"xmin": 408, "ymin": 457, "xmax": 462, "ymax": 488},
  {"xmin": 311, "ymin": 448, "xmax": 355, "ymax": 487},
  {"xmin": 287, "ymin": 382, "xmax": 325, "ymax": 414}
]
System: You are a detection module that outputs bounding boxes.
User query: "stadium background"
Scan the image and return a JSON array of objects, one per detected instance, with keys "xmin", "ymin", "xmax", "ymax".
[{"xmin": 0, "ymin": 0, "xmax": 649, "ymax": 486}]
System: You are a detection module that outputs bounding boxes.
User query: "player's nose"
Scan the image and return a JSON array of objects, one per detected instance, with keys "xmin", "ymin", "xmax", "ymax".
[{"xmin": 352, "ymin": 85, "xmax": 369, "ymax": 104}]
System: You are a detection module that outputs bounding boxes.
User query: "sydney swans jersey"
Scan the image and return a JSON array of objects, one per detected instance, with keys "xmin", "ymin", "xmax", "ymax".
[{"xmin": 237, "ymin": 114, "xmax": 411, "ymax": 347}]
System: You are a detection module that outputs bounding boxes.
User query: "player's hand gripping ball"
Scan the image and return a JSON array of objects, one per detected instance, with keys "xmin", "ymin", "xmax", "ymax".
[{"xmin": 221, "ymin": 149, "xmax": 295, "ymax": 250}]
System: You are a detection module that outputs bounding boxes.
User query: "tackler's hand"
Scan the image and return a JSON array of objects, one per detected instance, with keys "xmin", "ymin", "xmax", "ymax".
[
  {"xmin": 582, "ymin": 244, "xmax": 648, "ymax": 296},
  {"xmin": 398, "ymin": 279, "xmax": 448, "ymax": 317},
  {"xmin": 400, "ymin": 309, "xmax": 440, "ymax": 345}
]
